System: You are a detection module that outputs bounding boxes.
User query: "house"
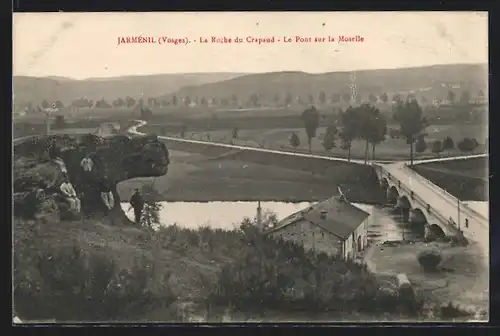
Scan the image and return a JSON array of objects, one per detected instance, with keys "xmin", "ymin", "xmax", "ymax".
[{"xmin": 266, "ymin": 196, "xmax": 371, "ymax": 260}]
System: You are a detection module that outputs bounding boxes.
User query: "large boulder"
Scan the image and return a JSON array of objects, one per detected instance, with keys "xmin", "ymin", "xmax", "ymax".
[{"xmin": 13, "ymin": 133, "xmax": 169, "ymax": 224}]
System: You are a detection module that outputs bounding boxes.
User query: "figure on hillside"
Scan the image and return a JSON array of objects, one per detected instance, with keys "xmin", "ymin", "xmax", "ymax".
[
  {"xmin": 59, "ymin": 177, "xmax": 81, "ymax": 213},
  {"xmin": 129, "ymin": 188, "xmax": 145, "ymax": 225},
  {"xmin": 98, "ymin": 178, "xmax": 115, "ymax": 212}
]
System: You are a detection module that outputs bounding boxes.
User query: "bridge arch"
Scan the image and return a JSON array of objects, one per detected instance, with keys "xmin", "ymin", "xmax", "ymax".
[
  {"xmin": 380, "ymin": 178, "xmax": 389, "ymax": 190},
  {"xmin": 399, "ymin": 195, "xmax": 412, "ymax": 209},
  {"xmin": 387, "ymin": 186, "xmax": 399, "ymax": 205},
  {"xmin": 411, "ymin": 208, "xmax": 427, "ymax": 224},
  {"xmin": 429, "ymin": 224, "xmax": 446, "ymax": 240}
]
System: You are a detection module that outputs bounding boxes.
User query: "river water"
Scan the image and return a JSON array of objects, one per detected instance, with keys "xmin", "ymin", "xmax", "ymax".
[{"xmin": 120, "ymin": 201, "xmax": 423, "ymax": 243}]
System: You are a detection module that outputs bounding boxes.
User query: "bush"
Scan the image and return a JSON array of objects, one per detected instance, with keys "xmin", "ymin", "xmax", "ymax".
[
  {"xmin": 14, "ymin": 224, "xmax": 176, "ymax": 322},
  {"xmin": 417, "ymin": 250, "xmax": 442, "ymax": 271},
  {"xmin": 206, "ymin": 226, "xmax": 413, "ymax": 315}
]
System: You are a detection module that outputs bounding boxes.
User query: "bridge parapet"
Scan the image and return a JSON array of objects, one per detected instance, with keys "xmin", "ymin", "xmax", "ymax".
[
  {"xmin": 372, "ymin": 163, "xmax": 488, "ymax": 243},
  {"xmin": 401, "ymin": 164, "xmax": 487, "ymax": 221}
]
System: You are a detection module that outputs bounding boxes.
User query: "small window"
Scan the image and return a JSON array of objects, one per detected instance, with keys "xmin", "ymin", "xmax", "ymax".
[
  {"xmin": 465, "ymin": 219, "xmax": 469, "ymax": 228},
  {"xmin": 321, "ymin": 232, "xmax": 324, "ymax": 238}
]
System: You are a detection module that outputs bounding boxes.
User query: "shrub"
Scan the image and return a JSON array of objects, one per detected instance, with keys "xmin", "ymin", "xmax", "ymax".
[
  {"xmin": 289, "ymin": 133, "xmax": 300, "ymax": 149},
  {"xmin": 14, "ymin": 226, "xmax": 176, "ymax": 322},
  {"xmin": 417, "ymin": 250, "xmax": 442, "ymax": 271},
  {"xmin": 206, "ymin": 226, "xmax": 413, "ymax": 316}
]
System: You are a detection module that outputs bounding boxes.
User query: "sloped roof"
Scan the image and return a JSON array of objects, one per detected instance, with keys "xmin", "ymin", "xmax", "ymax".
[{"xmin": 267, "ymin": 196, "xmax": 370, "ymax": 240}]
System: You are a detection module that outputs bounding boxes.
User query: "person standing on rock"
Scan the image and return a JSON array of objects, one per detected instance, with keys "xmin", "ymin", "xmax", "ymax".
[{"xmin": 129, "ymin": 188, "xmax": 144, "ymax": 225}]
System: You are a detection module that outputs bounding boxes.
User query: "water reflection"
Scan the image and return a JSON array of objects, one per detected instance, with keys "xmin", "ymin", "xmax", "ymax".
[
  {"xmin": 120, "ymin": 201, "xmax": 424, "ymax": 243},
  {"xmin": 120, "ymin": 201, "xmax": 314, "ymax": 230},
  {"xmin": 358, "ymin": 204, "xmax": 424, "ymax": 244}
]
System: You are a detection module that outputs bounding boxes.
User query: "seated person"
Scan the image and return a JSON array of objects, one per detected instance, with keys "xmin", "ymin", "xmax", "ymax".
[{"xmin": 59, "ymin": 177, "xmax": 81, "ymax": 213}]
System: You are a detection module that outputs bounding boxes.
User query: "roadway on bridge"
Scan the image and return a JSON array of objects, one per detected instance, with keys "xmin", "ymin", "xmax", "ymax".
[{"xmin": 382, "ymin": 162, "xmax": 489, "ymax": 245}]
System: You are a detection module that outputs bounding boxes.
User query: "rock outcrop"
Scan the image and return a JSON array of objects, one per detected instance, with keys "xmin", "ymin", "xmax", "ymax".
[{"xmin": 13, "ymin": 133, "xmax": 169, "ymax": 224}]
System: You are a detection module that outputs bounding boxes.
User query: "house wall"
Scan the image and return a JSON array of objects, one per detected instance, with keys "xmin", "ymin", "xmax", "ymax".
[
  {"xmin": 270, "ymin": 219, "xmax": 343, "ymax": 258},
  {"xmin": 342, "ymin": 217, "xmax": 369, "ymax": 260}
]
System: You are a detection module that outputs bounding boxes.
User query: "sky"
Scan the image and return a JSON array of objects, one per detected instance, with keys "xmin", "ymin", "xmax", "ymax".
[{"xmin": 13, "ymin": 12, "xmax": 488, "ymax": 79}]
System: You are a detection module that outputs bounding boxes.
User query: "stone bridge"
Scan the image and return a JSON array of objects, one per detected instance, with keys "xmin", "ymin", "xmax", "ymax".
[{"xmin": 373, "ymin": 162, "xmax": 489, "ymax": 245}]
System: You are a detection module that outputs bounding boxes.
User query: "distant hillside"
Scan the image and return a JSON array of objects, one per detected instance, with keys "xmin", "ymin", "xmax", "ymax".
[
  {"xmin": 164, "ymin": 64, "xmax": 488, "ymax": 103},
  {"xmin": 13, "ymin": 73, "xmax": 247, "ymax": 107}
]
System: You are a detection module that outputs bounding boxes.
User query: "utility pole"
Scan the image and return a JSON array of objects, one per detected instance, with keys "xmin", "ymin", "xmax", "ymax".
[
  {"xmin": 457, "ymin": 198, "xmax": 461, "ymax": 232},
  {"xmin": 256, "ymin": 201, "xmax": 262, "ymax": 231}
]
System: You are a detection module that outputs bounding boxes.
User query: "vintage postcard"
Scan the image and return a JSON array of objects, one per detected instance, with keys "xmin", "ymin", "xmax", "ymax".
[{"xmin": 12, "ymin": 12, "xmax": 489, "ymax": 324}]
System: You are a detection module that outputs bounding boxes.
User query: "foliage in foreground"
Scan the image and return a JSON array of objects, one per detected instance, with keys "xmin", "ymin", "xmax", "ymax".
[
  {"xmin": 13, "ymin": 220, "xmax": 178, "ymax": 322},
  {"xmin": 205, "ymin": 219, "xmax": 415, "ymax": 315},
  {"xmin": 14, "ymin": 215, "xmax": 479, "ymax": 322}
]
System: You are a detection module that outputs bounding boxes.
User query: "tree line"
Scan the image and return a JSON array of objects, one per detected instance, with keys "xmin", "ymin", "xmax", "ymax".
[
  {"xmin": 21, "ymin": 88, "xmax": 484, "ymax": 114},
  {"xmin": 291, "ymin": 98, "xmax": 484, "ymax": 164}
]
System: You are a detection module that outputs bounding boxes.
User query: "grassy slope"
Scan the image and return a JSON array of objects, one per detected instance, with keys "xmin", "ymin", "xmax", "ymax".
[
  {"xmin": 410, "ymin": 158, "xmax": 488, "ymax": 201},
  {"xmin": 118, "ymin": 148, "xmax": 385, "ymax": 203}
]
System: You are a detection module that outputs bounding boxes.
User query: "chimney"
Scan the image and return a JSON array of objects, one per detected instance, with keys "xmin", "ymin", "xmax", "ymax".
[{"xmin": 320, "ymin": 210, "xmax": 328, "ymax": 220}]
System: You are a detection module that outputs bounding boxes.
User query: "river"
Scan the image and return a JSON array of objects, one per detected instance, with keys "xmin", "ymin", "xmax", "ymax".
[{"xmin": 120, "ymin": 201, "xmax": 424, "ymax": 243}]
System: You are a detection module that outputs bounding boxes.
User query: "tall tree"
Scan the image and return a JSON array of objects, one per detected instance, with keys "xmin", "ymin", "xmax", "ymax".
[
  {"xmin": 379, "ymin": 92, "xmax": 388, "ymax": 103},
  {"xmin": 301, "ymin": 106, "xmax": 320, "ymax": 152},
  {"xmin": 172, "ymin": 95, "xmax": 178, "ymax": 106},
  {"xmin": 392, "ymin": 94, "xmax": 402, "ymax": 103},
  {"xmin": 250, "ymin": 94, "xmax": 259, "ymax": 107},
  {"xmin": 41, "ymin": 100, "xmax": 49, "ymax": 109},
  {"xmin": 273, "ymin": 93, "xmax": 281, "ymax": 106},
  {"xmin": 368, "ymin": 93, "xmax": 378, "ymax": 104},
  {"xmin": 322, "ymin": 123, "xmax": 338, "ymax": 151},
  {"xmin": 393, "ymin": 99, "xmax": 428, "ymax": 165},
  {"xmin": 459, "ymin": 91, "xmax": 471, "ymax": 105},
  {"xmin": 442, "ymin": 136, "xmax": 454, "ymax": 152},
  {"xmin": 342, "ymin": 93, "xmax": 351, "ymax": 104},
  {"xmin": 318, "ymin": 91, "xmax": 326, "ymax": 105},
  {"xmin": 125, "ymin": 96, "xmax": 136, "ymax": 108},
  {"xmin": 356, "ymin": 104, "xmax": 386, "ymax": 163},
  {"xmin": 339, "ymin": 106, "xmax": 358, "ymax": 162},
  {"xmin": 447, "ymin": 90, "xmax": 456, "ymax": 105},
  {"xmin": 415, "ymin": 135, "xmax": 427, "ymax": 153},
  {"xmin": 231, "ymin": 94, "xmax": 238, "ymax": 107},
  {"xmin": 331, "ymin": 93, "xmax": 341, "ymax": 104},
  {"xmin": 432, "ymin": 140, "xmax": 443, "ymax": 157},
  {"xmin": 367, "ymin": 109, "xmax": 387, "ymax": 161}
]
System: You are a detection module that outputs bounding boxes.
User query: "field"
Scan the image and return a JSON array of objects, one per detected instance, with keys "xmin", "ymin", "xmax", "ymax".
[
  {"xmin": 118, "ymin": 149, "xmax": 385, "ymax": 204},
  {"xmin": 410, "ymin": 158, "xmax": 488, "ymax": 201},
  {"xmin": 141, "ymin": 121, "xmax": 487, "ymax": 161}
]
